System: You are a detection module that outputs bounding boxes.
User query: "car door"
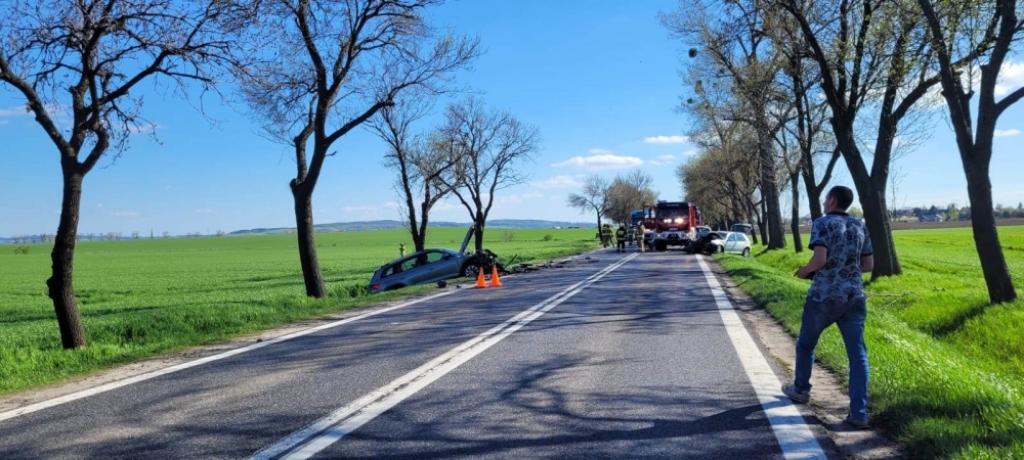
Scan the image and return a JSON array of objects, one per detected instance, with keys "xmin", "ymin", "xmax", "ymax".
[
  {"xmin": 419, "ymin": 250, "xmax": 459, "ymax": 283},
  {"xmin": 724, "ymin": 233, "xmax": 738, "ymax": 253}
]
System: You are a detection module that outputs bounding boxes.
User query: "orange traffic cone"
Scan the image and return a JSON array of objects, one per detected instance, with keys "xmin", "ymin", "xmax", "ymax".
[
  {"xmin": 489, "ymin": 265, "xmax": 503, "ymax": 287},
  {"xmin": 475, "ymin": 267, "xmax": 488, "ymax": 288}
]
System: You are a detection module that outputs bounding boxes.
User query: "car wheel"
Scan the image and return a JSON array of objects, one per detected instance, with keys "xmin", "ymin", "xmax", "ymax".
[
  {"xmin": 461, "ymin": 261, "xmax": 481, "ymax": 277},
  {"xmin": 742, "ymin": 247, "xmax": 751, "ymax": 258}
]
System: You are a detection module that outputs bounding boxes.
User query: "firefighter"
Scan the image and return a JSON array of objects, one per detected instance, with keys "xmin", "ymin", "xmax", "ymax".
[
  {"xmin": 636, "ymin": 223, "xmax": 646, "ymax": 253},
  {"xmin": 615, "ymin": 224, "xmax": 628, "ymax": 253},
  {"xmin": 601, "ymin": 224, "xmax": 613, "ymax": 248}
]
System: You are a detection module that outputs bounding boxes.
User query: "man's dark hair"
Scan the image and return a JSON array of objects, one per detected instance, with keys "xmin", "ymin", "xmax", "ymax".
[{"xmin": 827, "ymin": 186, "xmax": 855, "ymax": 210}]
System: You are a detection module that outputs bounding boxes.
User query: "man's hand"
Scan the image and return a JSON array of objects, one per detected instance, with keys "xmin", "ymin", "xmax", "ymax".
[{"xmin": 795, "ymin": 266, "xmax": 814, "ymax": 279}]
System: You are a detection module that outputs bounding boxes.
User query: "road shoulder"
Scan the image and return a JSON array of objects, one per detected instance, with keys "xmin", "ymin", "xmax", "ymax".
[{"xmin": 704, "ymin": 256, "xmax": 904, "ymax": 460}]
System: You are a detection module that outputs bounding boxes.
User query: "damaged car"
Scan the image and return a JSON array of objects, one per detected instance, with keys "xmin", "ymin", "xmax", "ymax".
[{"xmin": 369, "ymin": 225, "xmax": 501, "ymax": 293}]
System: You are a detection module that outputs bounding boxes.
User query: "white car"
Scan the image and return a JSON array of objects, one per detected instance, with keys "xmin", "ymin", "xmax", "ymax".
[{"xmin": 709, "ymin": 231, "xmax": 752, "ymax": 258}]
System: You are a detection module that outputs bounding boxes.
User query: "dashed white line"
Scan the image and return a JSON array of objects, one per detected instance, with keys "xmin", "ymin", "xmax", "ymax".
[
  {"xmin": 696, "ymin": 255, "xmax": 827, "ymax": 460},
  {"xmin": 250, "ymin": 253, "xmax": 639, "ymax": 460}
]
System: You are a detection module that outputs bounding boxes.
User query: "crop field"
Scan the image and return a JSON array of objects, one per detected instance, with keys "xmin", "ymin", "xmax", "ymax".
[
  {"xmin": 718, "ymin": 226, "xmax": 1024, "ymax": 459},
  {"xmin": 0, "ymin": 227, "xmax": 600, "ymax": 395}
]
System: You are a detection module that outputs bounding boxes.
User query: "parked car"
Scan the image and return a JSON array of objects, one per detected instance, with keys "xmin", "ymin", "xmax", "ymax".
[
  {"xmin": 708, "ymin": 231, "xmax": 752, "ymax": 258},
  {"xmin": 369, "ymin": 226, "xmax": 484, "ymax": 293}
]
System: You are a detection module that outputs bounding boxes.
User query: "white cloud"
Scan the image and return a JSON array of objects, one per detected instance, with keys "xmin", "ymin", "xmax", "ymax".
[
  {"xmin": 531, "ymin": 175, "xmax": 583, "ymax": 188},
  {"xmin": 994, "ymin": 128, "xmax": 1020, "ymax": 137},
  {"xmin": 499, "ymin": 192, "xmax": 543, "ymax": 205},
  {"xmin": 552, "ymin": 150, "xmax": 644, "ymax": 171},
  {"xmin": 657, "ymin": 154, "xmax": 676, "ymax": 161},
  {"xmin": 0, "ymin": 106, "xmax": 28, "ymax": 117},
  {"xmin": 383, "ymin": 201, "xmax": 400, "ymax": 208},
  {"xmin": 96, "ymin": 203, "xmax": 104, "ymax": 209},
  {"xmin": 643, "ymin": 135, "xmax": 689, "ymax": 144},
  {"xmin": 995, "ymin": 61, "xmax": 1024, "ymax": 96},
  {"xmin": 682, "ymin": 150, "xmax": 698, "ymax": 156},
  {"xmin": 195, "ymin": 208, "xmax": 215, "ymax": 215},
  {"xmin": 110, "ymin": 211, "xmax": 140, "ymax": 217},
  {"xmin": 0, "ymin": 119, "xmax": 8, "ymax": 126}
]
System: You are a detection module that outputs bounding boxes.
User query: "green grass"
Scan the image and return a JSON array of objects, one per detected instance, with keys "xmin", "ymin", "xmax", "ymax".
[
  {"xmin": 718, "ymin": 227, "xmax": 1024, "ymax": 459},
  {"xmin": 0, "ymin": 227, "xmax": 599, "ymax": 395}
]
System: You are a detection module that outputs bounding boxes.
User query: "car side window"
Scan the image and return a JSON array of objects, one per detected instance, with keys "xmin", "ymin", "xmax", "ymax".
[
  {"xmin": 728, "ymin": 234, "xmax": 739, "ymax": 242},
  {"xmin": 425, "ymin": 251, "xmax": 446, "ymax": 264}
]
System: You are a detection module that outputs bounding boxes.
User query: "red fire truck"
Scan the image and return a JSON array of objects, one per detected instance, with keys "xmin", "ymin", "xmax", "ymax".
[{"xmin": 641, "ymin": 201, "xmax": 702, "ymax": 252}]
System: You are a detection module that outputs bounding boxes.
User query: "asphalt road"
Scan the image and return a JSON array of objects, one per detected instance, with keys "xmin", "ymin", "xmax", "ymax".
[{"xmin": 0, "ymin": 250, "xmax": 834, "ymax": 459}]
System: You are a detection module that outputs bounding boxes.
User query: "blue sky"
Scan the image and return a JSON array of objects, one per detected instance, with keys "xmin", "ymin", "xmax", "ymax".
[{"xmin": 2, "ymin": 0, "xmax": 1024, "ymax": 237}]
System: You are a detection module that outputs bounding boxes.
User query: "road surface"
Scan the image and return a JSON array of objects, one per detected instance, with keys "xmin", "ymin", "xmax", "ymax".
[{"xmin": 0, "ymin": 251, "xmax": 836, "ymax": 459}]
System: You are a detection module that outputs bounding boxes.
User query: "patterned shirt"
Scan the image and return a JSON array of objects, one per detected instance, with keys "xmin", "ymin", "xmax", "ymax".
[{"xmin": 808, "ymin": 212, "xmax": 873, "ymax": 304}]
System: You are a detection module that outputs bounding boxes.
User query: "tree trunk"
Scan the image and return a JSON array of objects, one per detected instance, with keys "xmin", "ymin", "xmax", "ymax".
[
  {"xmin": 47, "ymin": 168, "xmax": 88, "ymax": 349},
  {"xmin": 758, "ymin": 199, "xmax": 768, "ymax": 245},
  {"xmin": 759, "ymin": 134, "xmax": 786, "ymax": 249},
  {"xmin": 292, "ymin": 188, "xmax": 326, "ymax": 298},
  {"xmin": 966, "ymin": 156, "xmax": 1017, "ymax": 303},
  {"xmin": 473, "ymin": 220, "xmax": 485, "ymax": 252},
  {"xmin": 791, "ymin": 173, "xmax": 803, "ymax": 253},
  {"xmin": 804, "ymin": 174, "xmax": 824, "ymax": 221},
  {"xmin": 859, "ymin": 183, "xmax": 901, "ymax": 278}
]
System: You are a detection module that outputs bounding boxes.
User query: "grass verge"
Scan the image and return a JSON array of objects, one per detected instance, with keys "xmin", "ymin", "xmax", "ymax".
[
  {"xmin": 0, "ymin": 227, "xmax": 600, "ymax": 396},
  {"xmin": 717, "ymin": 226, "xmax": 1024, "ymax": 459}
]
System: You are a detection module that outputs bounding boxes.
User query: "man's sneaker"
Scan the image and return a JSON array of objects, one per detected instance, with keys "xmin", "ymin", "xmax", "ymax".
[
  {"xmin": 844, "ymin": 414, "xmax": 869, "ymax": 429},
  {"xmin": 781, "ymin": 384, "xmax": 810, "ymax": 404}
]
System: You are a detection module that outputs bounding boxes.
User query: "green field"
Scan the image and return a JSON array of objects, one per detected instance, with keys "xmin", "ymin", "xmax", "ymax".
[
  {"xmin": 0, "ymin": 227, "xmax": 599, "ymax": 395},
  {"xmin": 717, "ymin": 227, "xmax": 1024, "ymax": 459}
]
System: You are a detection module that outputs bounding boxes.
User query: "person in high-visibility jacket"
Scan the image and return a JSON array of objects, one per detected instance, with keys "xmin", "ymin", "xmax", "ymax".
[
  {"xmin": 615, "ymin": 224, "xmax": 628, "ymax": 253},
  {"xmin": 636, "ymin": 223, "xmax": 646, "ymax": 253},
  {"xmin": 600, "ymin": 224, "xmax": 613, "ymax": 248}
]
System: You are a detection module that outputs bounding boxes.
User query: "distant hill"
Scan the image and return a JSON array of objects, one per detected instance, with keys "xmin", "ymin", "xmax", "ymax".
[{"xmin": 229, "ymin": 219, "xmax": 593, "ymax": 235}]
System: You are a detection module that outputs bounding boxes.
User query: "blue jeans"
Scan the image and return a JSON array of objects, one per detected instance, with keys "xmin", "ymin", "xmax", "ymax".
[{"xmin": 794, "ymin": 295, "xmax": 869, "ymax": 421}]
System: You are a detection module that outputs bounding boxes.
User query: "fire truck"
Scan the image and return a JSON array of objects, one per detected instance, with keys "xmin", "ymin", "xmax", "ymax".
[{"xmin": 641, "ymin": 201, "xmax": 702, "ymax": 252}]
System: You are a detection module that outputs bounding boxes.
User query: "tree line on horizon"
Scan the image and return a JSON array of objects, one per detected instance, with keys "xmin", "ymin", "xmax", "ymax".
[
  {"xmin": 655, "ymin": 0, "xmax": 1024, "ymax": 306},
  {"xmin": 0, "ymin": 0, "xmax": 538, "ymax": 350}
]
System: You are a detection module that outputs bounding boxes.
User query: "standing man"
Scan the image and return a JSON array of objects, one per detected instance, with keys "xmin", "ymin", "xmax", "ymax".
[
  {"xmin": 636, "ymin": 222, "xmax": 646, "ymax": 253},
  {"xmin": 615, "ymin": 224, "xmax": 628, "ymax": 253},
  {"xmin": 782, "ymin": 186, "xmax": 874, "ymax": 428}
]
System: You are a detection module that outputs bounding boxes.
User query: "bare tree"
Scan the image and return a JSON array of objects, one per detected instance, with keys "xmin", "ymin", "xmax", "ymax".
[
  {"xmin": 0, "ymin": 0, "xmax": 243, "ymax": 349},
  {"xmin": 131, "ymin": 231, "xmax": 139, "ymax": 240},
  {"xmin": 367, "ymin": 95, "xmax": 467, "ymax": 252},
  {"xmin": 918, "ymin": 0, "xmax": 1023, "ymax": 303},
  {"xmin": 162, "ymin": 231, "xmax": 170, "ymax": 239},
  {"xmin": 437, "ymin": 97, "xmax": 540, "ymax": 251},
  {"xmin": 237, "ymin": 0, "xmax": 479, "ymax": 298},
  {"xmin": 605, "ymin": 170, "xmax": 658, "ymax": 225},
  {"xmin": 567, "ymin": 175, "xmax": 612, "ymax": 230}
]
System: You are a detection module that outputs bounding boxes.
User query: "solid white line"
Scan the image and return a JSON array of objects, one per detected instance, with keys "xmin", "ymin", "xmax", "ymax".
[
  {"xmin": 0, "ymin": 289, "xmax": 459, "ymax": 423},
  {"xmin": 696, "ymin": 256, "xmax": 826, "ymax": 460},
  {"xmin": 251, "ymin": 253, "xmax": 639, "ymax": 460}
]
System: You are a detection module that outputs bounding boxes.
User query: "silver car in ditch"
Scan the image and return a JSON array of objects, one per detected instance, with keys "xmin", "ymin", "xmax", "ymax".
[{"xmin": 369, "ymin": 226, "xmax": 481, "ymax": 293}]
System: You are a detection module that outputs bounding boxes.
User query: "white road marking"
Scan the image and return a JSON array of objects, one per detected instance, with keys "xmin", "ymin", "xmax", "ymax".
[
  {"xmin": 0, "ymin": 290, "xmax": 459, "ymax": 423},
  {"xmin": 250, "ymin": 253, "xmax": 639, "ymax": 460},
  {"xmin": 696, "ymin": 256, "xmax": 827, "ymax": 460}
]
